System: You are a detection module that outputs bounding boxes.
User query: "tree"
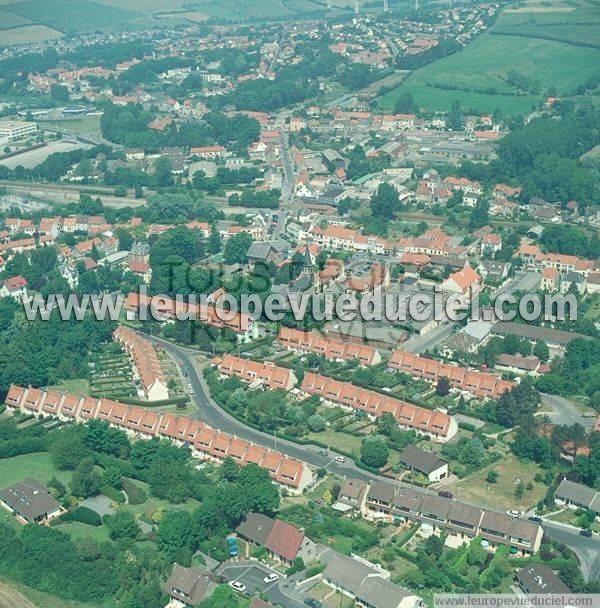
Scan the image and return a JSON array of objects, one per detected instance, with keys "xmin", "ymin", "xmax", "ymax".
[
  {"xmin": 70, "ymin": 457, "xmax": 102, "ymax": 498},
  {"xmin": 307, "ymin": 414, "xmax": 326, "ymax": 432},
  {"xmin": 436, "ymin": 376, "xmax": 450, "ymax": 396},
  {"xmin": 207, "ymin": 224, "xmax": 222, "ymax": 255},
  {"xmin": 223, "ymin": 232, "xmax": 253, "ymax": 265},
  {"xmin": 486, "ymin": 469, "xmax": 499, "ymax": 484},
  {"xmin": 370, "ymin": 182, "xmax": 400, "ymax": 220},
  {"xmin": 448, "ymin": 99, "xmax": 462, "ymax": 131},
  {"xmin": 104, "ymin": 508, "xmax": 140, "ymax": 540},
  {"xmin": 50, "ymin": 84, "xmax": 69, "ymax": 103},
  {"xmin": 153, "ymin": 155, "xmax": 174, "ymax": 187},
  {"xmin": 155, "ymin": 510, "xmax": 194, "ymax": 563},
  {"xmin": 360, "ymin": 435, "xmax": 389, "ymax": 469},
  {"xmin": 533, "ymin": 340, "xmax": 550, "ymax": 362},
  {"xmin": 394, "ymin": 91, "xmax": 418, "ymax": 114},
  {"xmin": 48, "ymin": 427, "xmax": 91, "ymax": 470},
  {"xmin": 514, "ymin": 481, "xmax": 525, "ymax": 500}
]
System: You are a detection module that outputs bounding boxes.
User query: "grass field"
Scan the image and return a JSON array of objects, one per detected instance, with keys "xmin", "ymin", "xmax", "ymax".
[
  {"xmin": 451, "ymin": 454, "xmax": 546, "ymax": 511},
  {"xmin": 0, "ymin": 580, "xmax": 114, "ymax": 608},
  {"xmin": 0, "ymin": 24, "xmax": 63, "ymax": 45},
  {"xmin": 0, "ymin": 7, "xmax": 31, "ymax": 28},
  {"xmin": 378, "ymin": 0, "xmax": 600, "ymax": 115},
  {"xmin": 48, "ymin": 378, "xmax": 91, "ymax": 397},
  {"xmin": 3, "ymin": 0, "xmax": 140, "ymax": 34},
  {"xmin": 38, "ymin": 117, "xmax": 102, "ymax": 138},
  {"xmin": 0, "ymin": 452, "xmax": 70, "ymax": 489}
]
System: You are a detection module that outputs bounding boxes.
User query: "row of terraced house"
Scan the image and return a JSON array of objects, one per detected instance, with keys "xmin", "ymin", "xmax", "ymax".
[
  {"xmin": 4, "ymin": 385, "xmax": 313, "ymax": 494},
  {"xmin": 388, "ymin": 350, "xmax": 515, "ymax": 399},
  {"xmin": 217, "ymin": 355, "xmax": 457, "ymax": 442}
]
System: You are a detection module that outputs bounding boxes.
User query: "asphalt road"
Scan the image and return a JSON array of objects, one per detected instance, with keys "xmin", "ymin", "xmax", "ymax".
[
  {"xmin": 402, "ymin": 321, "xmax": 457, "ymax": 354},
  {"xmin": 217, "ymin": 562, "xmax": 306, "ymax": 608},
  {"xmin": 541, "ymin": 393, "xmax": 596, "ymax": 429},
  {"xmin": 149, "ymin": 336, "xmax": 600, "ymax": 581},
  {"xmin": 542, "ymin": 520, "xmax": 600, "ymax": 582}
]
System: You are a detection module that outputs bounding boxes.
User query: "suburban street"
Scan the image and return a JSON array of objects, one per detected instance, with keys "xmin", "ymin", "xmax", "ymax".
[
  {"xmin": 541, "ymin": 393, "xmax": 597, "ymax": 429},
  {"xmin": 542, "ymin": 520, "xmax": 600, "ymax": 582},
  {"xmin": 149, "ymin": 335, "xmax": 600, "ymax": 580}
]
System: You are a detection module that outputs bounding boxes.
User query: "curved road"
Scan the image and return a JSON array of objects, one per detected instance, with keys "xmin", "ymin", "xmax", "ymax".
[{"xmin": 149, "ymin": 335, "xmax": 600, "ymax": 581}]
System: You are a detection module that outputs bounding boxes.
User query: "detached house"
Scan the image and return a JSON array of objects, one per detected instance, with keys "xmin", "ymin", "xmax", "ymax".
[
  {"xmin": 236, "ymin": 512, "xmax": 316, "ymax": 566},
  {"xmin": 0, "ymin": 478, "xmax": 63, "ymax": 524},
  {"xmin": 0, "ymin": 275, "xmax": 28, "ymax": 301}
]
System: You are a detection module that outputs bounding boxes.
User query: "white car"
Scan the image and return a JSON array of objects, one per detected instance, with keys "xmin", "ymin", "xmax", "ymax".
[
  {"xmin": 263, "ymin": 573, "xmax": 279, "ymax": 584},
  {"xmin": 189, "ymin": 388, "xmax": 194, "ymax": 395},
  {"xmin": 188, "ymin": 383, "xmax": 193, "ymax": 390},
  {"xmin": 335, "ymin": 456, "xmax": 347, "ymax": 463},
  {"xmin": 229, "ymin": 581, "xmax": 246, "ymax": 593},
  {"xmin": 506, "ymin": 509, "xmax": 521, "ymax": 517}
]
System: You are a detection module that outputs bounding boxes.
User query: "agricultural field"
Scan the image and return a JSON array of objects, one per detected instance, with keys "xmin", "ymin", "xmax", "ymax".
[
  {"xmin": 378, "ymin": 0, "xmax": 600, "ymax": 115},
  {"xmin": 1, "ymin": 0, "xmax": 141, "ymax": 36},
  {"xmin": 0, "ymin": 24, "xmax": 62, "ymax": 45}
]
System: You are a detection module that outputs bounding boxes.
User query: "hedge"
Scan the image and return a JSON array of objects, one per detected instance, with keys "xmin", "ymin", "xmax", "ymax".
[
  {"xmin": 121, "ymin": 479, "xmax": 147, "ymax": 505},
  {"xmin": 99, "ymin": 485, "xmax": 125, "ymax": 504},
  {"xmin": 60, "ymin": 506, "xmax": 102, "ymax": 526}
]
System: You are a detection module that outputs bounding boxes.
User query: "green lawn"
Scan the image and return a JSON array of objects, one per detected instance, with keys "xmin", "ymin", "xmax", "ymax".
[
  {"xmin": 450, "ymin": 454, "xmax": 546, "ymax": 511},
  {"xmin": 38, "ymin": 116, "xmax": 102, "ymax": 137},
  {"xmin": 307, "ymin": 428, "xmax": 363, "ymax": 456},
  {"xmin": 118, "ymin": 478, "xmax": 200, "ymax": 520},
  {"xmin": 0, "ymin": 452, "xmax": 71, "ymax": 489},
  {"xmin": 53, "ymin": 521, "xmax": 112, "ymax": 543},
  {"xmin": 48, "ymin": 379, "xmax": 90, "ymax": 397}
]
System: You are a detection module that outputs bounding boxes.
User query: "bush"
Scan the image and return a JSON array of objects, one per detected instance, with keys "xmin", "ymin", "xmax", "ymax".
[
  {"xmin": 121, "ymin": 479, "xmax": 147, "ymax": 505},
  {"xmin": 60, "ymin": 506, "xmax": 102, "ymax": 526}
]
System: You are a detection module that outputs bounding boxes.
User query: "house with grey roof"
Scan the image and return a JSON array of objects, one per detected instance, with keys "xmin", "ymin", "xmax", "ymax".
[
  {"xmin": 556, "ymin": 479, "xmax": 600, "ymax": 517},
  {"xmin": 332, "ymin": 478, "xmax": 368, "ymax": 514},
  {"xmin": 398, "ymin": 444, "xmax": 448, "ymax": 482},
  {"xmin": 322, "ymin": 553, "xmax": 420, "ymax": 608},
  {"xmin": 516, "ymin": 564, "xmax": 571, "ymax": 595},
  {"xmin": 0, "ymin": 478, "xmax": 62, "ymax": 524},
  {"xmin": 364, "ymin": 484, "xmax": 543, "ymax": 555},
  {"xmin": 166, "ymin": 564, "xmax": 215, "ymax": 607}
]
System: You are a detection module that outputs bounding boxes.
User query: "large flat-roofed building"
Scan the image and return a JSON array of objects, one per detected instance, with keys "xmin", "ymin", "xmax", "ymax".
[{"xmin": 0, "ymin": 120, "xmax": 37, "ymax": 144}]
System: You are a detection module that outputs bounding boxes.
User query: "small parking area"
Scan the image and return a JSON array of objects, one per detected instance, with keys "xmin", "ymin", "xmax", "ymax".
[{"xmin": 219, "ymin": 563, "xmax": 277, "ymax": 596}]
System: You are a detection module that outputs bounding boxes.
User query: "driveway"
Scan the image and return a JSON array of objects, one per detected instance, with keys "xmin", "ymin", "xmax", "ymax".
[
  {"xmin": 81, "ymin": 494, "xmax": 152, "ymax": 533},
  {"xmin": 217, "ymin": 561, "xmax": 306, "ymax": 608},
  {"xmin": 81, "ymin": 495, "xmax": 115, "ymax": 517}
]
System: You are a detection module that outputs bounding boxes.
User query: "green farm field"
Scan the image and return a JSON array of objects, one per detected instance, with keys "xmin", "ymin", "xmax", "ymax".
[{"xmin": 378, "ymin": 0, "xmax": 600, "ymax": 115}]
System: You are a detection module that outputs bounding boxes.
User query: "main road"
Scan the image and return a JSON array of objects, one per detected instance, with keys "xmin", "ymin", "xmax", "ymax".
[{"xmin": 148, "ymin": 335, "xmax": 600, "ymax": 580}]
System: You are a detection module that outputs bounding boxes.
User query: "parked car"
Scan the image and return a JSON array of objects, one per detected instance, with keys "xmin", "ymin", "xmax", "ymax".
[
  {"xmin": 579, "ymin": 529, "xmax": 592, "ymax": 537},
  {"xmin": 438, "ymin": 491, "xmax": 453, "ymax": 499},
  {"xmin": 229, "ymin": 581, "xmax": 246, "ymax": 593},
  {"xmin": 528, "ymin": 516, "xmax": 543, "ymax": 524},
  {"xmin": 304, "ymin": 599, "xmax": 323, "ymax": 608},
  {"xmin": 506, "ymin": 510, "xmax": 521, "ymax": 517},
  {"xmin": 188, "ymin": 384, "xmax": 193, "ymax": 390},
  {"xmin": 189, "ymin": 388, "xmax": 194, "ymax": 395},
  {"xmin": 316, "ymin": 449, "xmax": 328, "ymax": 457},
  {"xmin": 263, "ymin": 573, "xmax": 279, "ymax": 584},
  {"xmin": 334, "ymin": 456, "xmax": 346, "ymax": 463}
]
